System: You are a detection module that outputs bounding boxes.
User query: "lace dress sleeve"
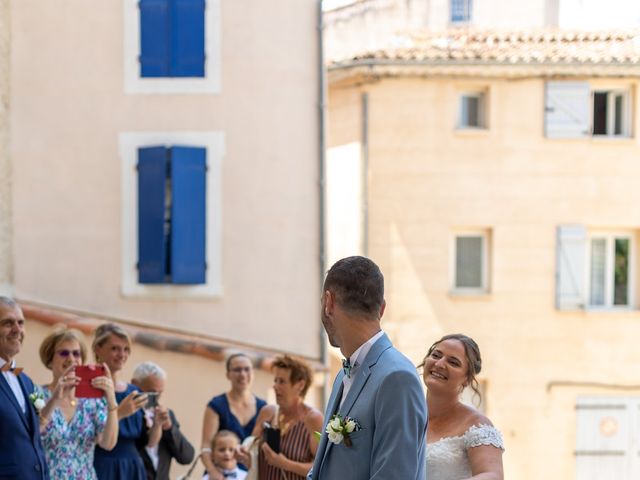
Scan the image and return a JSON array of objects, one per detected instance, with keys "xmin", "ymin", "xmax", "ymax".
[{"xmin": 463, "ymin": 424, "xmax": 505, "ymax": 450}]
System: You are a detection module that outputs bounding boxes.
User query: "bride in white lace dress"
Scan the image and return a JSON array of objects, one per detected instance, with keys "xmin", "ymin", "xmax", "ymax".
[{"xmin": 422, "ymin": 334, "xmax": 504, "ymax": 480}]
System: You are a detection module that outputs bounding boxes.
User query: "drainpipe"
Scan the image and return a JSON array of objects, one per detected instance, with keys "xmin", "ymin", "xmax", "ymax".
[
  {"xmin": 361, "ymin": 92, "xmax": 369, "ymax": 256},
  {"xmin": 317, "ymin": 0, "xmax": 329, "ymax": 405}
]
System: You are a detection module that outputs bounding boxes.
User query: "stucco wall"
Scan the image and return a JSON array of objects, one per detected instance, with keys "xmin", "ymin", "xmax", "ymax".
[
  {"xmin": 328, "ymin": 76, "xmax": 640, "ymax": 479},
  {"xmin": 0, "ymin": 0, "xmax": 11, "ymax": 294},
  {"xmin": 9, "ymin": 1, "xmax": 321, "ymax": 357}
]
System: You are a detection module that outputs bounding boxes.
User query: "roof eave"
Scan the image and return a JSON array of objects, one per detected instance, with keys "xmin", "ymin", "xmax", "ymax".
[{"xmin": 328, "ymin": 59, "xmax": 640, "ymax": 85}]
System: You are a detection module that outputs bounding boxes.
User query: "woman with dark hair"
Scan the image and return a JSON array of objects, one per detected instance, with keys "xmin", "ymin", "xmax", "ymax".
[
  {"xmin": 200, "ymin": 353, "xmax": 267, "ymax": 478},
  {"xmin": 422, "ymin": 334, "xmax": 504, "ymax": 480},
  {"xmin": 241, "ymin": 355, "xmax": 323, "ymax": 480}
]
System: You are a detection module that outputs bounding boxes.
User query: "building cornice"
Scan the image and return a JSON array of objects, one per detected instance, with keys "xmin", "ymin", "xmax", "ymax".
[
  {"xmin": 329, "ymin": 59, "xmax": 640, "ymax": 85},
  {"xmin": 19, "ymin": 300, "xmax": 325, "ymax": 372}
]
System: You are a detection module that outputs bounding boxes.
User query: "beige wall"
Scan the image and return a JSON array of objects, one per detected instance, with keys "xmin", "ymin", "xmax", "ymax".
[
  {"xmin": 0, "ymin": 0, "xmax": 11, "ymax": 294},
  {"xmin": 328, "ymin": 75, "xmax": 640, "ymax": 479},
  {"xmin": 9, "ymin": 1, "xmax": 321, "ymax": 357},
  {"xmin": 17, "ymin": 318, "xmax": 324, "ymax": 478}
]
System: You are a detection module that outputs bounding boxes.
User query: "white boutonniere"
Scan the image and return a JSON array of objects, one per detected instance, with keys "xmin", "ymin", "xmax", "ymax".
[
  {"xmin": 325, "ymin": 414, "xmax": 361, "ymax": 447},
  {"xmin": 29, "ymin": 391, "xmax": 46, "ymax": 412}
]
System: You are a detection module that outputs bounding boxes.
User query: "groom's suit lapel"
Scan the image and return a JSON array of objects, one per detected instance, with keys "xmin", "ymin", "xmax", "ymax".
[
  {"xmin": 318, "ymin": 334, "xmax": 393, "ymax": 474},
  {"xmin": 338, "ymin": 334, "xmax": 392, "ymax": 417},
  {"xmin": 313, "ymin": 371, "xmax": 345, "ymax": 479}
]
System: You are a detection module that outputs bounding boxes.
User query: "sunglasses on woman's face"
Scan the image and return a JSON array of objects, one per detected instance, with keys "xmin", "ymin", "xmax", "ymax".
[{"xmin": 56, "ymin": 349, "xmax": 82, "ymax": 358}]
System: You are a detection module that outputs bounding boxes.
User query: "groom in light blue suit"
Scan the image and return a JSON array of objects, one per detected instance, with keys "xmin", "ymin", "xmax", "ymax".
[{"xmin": 309, "ymin": 256, "xmax": 427, "ymax": 480}]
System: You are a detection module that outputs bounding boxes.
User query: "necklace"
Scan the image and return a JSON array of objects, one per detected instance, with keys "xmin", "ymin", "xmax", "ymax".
[{"xmin": 278, "ymin": 404, "xmax": 305, "ymax": 436}]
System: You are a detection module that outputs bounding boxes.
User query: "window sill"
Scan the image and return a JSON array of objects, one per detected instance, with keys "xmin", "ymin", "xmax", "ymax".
[
  {"xmin": 449, "ymin": 289, "xmax": 491, "ymax": 299},
  {"xmin": 590, "ymin": 135, "xmax": 635, "ymax": 144},
  {"xmin": 120, "ymin": 283, "xmax": 223, "ymax": 300},
  {"xmin": 583, "ymin": 305, "xmax": 635, "ymax": 313},
  {"xmin": 454, "ymin": 128, "xmax": 489, "ymax": 136}
]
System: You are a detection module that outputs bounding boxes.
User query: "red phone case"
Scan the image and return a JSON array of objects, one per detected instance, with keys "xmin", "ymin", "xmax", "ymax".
[{"xmin": 74, "ymin": 365, "xmax": 105, "ymax": 398}]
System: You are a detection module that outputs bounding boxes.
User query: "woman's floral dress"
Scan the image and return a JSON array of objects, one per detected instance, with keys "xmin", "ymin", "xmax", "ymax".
[{"xmin": 39, "ymin": 386, "xmax": 107, "ymax": 480}]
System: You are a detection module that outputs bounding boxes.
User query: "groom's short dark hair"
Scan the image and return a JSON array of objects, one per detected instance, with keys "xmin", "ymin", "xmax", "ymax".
[{"xmin": 324, "ymin": 256, "xmax": 384, "ymax": 320}]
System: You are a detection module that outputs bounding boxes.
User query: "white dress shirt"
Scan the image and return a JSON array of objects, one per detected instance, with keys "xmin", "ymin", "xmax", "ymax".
[
  {"xmin": 143, "ymin": 408, "xmax": 160, "ymax": 470},
  {"xmin": 0, "ymin": 357, "xmax": 27, "ymax": 413},
  {"xmin": 339, "ymin": 330, "xmax": 385, "ymax": 408}
]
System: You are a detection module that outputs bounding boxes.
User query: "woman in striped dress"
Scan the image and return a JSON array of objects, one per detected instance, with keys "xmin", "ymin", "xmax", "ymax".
[{"xmin": 244, "ymin": 355, "xmax": 323, "ymax": 480}]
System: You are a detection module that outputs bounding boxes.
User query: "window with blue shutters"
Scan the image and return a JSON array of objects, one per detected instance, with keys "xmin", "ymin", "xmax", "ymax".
[
  {"xmin": 139, "ymin": 0, "xmax": 206, "ymax": 78},
  {"xmin": 137, "ymin": 145, "xmax": 207, "ymax": 284},
  {"xmin": 451, "ymin": 0, "xmax": 472, "ymax": 23}
]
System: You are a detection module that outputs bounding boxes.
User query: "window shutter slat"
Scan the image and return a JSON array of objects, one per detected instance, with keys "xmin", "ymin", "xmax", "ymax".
[
  {"xmin": 170, "ymin": 146, "xmax": 207, "ymax": 284},
  {"xmin": 171, "ymin": 0, "xmax": 206, "ymax": 77},
  {"xmin": 545, "ymin": 81, "xmax": 590, "ymax": 138},
  {"xmin": 139, "ymin": 0, "xmax": 171, "ymax": 77},
  {"xmin": 556, "ymin": 224, "xmax": 586, "ymax": 310},
  {"xmin": 138, "ymin": 147, "xmax": 169, "ymax": 283}
]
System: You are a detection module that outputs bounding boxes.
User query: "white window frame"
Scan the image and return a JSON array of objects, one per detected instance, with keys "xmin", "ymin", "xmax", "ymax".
[
  {"xmin": 591, "ymin": 89, "xmax": 631, "ymax": 137},
  {"xmin": 457, "ymin": 91, "xmax": 487, "ymax": 130},
  {"xmin": 451, "ymin": 230, "xmax": 490, "ymax": 294},
  {"xmin": 119, "ymin": 131, "xmax": 224, "ymax": 298},
  {"xmin": 123, "ymin": 0, "xmax": 222, "ymax": 94},
  {"xmin": 585, "ymin": 232, "xmax": 634, "ymax": 310}
]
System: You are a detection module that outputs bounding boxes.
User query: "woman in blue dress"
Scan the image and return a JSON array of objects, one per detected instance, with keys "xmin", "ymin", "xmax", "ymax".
[
  {"xmin": 37, "ymin": 327, "xmax": 119, "ymax": 480},
  {"xmin": 200, "ymin": 353, "xmax": 266, "ymax": 478},
  {"xmin": 92, "ymin": 323, "xmax": 162, "ymax": 480}
]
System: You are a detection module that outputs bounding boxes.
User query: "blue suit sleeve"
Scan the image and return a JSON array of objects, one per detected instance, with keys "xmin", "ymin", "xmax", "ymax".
[{"xmin": 370, "ymin": 369, "xmax": 427, "ymax": 480}]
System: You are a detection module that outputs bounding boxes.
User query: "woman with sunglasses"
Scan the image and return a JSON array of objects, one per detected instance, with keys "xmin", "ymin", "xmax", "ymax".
[
  {"xmin": 200, "ymin": 353, "xmax": 267, "ymax": 479},
  {"xmin": 37, "ymin": 327, "xmax": 119, "ymax": 480}
]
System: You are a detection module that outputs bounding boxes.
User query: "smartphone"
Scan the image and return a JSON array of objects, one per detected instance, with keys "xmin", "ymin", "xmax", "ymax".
[
  {"xmin": 145, "ymin": 392, "xmax": 159, "ymax": 409},
  {"xmin": 74, "ymin": 365, "xmax": 106, "ymax": 398},
  {"xmin": 263, "ymin": 422, "xmax": 281, "ymax": 453}
]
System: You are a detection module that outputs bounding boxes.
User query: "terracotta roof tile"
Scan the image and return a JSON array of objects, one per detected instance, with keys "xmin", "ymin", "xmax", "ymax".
[{"xmin": 331, "ymin": 28, "xmax": 640, "ymax": 66}]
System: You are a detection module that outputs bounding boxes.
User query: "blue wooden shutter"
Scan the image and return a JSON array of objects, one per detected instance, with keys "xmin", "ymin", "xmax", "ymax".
[
  {"xmin": 138, "ymin": 147, "xmax": 169, "ymax": 283},
  {"xmin": 556, "ymin": 224, "xmax": 586, "ymax": 310},
  {"xmin": 171, "ymin": 0, "xmax": 206, "ymax": 77},
  {"xmin": 139, "ymin": 0, "xmax": 171, "ymax": 77},
  {"xmin": 451, "ymin": 0, "xmax": 472, "ymax": 22},
  {"xmin": 170, "ymin": 146, "xmax": 207, "ymax": 284}
]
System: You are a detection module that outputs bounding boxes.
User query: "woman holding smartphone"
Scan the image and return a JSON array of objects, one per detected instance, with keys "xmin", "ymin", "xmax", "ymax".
[
  {"xmin": 37, "ymin": 327, "xmax": 119, "ymax": 480},
  {"xmin": 92, "ymin": 323, "xmax": 162, "ymax": 480}
]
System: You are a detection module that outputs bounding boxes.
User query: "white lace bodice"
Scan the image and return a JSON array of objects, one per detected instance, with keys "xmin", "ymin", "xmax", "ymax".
[{"xmin": 426, "ymin": 424, "xmax": 504, "ymax": 480}]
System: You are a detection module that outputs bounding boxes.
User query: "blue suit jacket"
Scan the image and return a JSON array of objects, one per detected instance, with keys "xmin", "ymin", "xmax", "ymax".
[
  {"xmin": 309, "ymin": 334, "xmax": 427, "ymax": 480},
  {"xmin": 0, "ymin": 371, "xmax": 50, "ymax": 480}
]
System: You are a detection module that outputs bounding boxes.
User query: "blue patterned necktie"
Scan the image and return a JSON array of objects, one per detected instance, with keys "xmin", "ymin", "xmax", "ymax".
[
  {"xmin": 342, "ymin": 358, "xmax": 352, "ymax": 378},
  {"xmin": 223, "ymin": 471, "xmax": 237, "ymax": 479}
]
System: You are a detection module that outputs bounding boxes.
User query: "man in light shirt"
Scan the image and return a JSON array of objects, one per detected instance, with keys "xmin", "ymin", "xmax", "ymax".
[
  {"xmin": 0, "ymin": 296, "xmax": 49, "ymax": 480},
  {"xmin": 309, "ymin": 256, "xmax": 427, "ymax": 480},
  {"xmin": 132, "ymin": 361, "xmax": 195, "ymax": 480}
]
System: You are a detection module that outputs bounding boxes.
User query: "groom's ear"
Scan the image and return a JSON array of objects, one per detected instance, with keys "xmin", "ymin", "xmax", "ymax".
[
  {"xmin": 378, "ymin": 299, "xmax": 386, "ymax": 319},
  {"xmin": 324, "ymin": 290, "xmax": 335, "ymax": 316}
]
